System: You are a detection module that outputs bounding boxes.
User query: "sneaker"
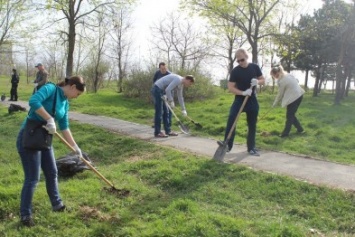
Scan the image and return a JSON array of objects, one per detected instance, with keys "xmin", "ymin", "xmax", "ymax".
[
  {"xmin": 248, "ymin": 148, "xmax": 260, "ymax": 156},
  {"xmin": 279, "ymin": 133, "xmax": 289, "ymax": 138},
  {"xmin": 155, "ymin": 132, "xmax": 168, "ymax": 138},
  {"xmin": 53, "ymin": 204, "xmax": 66, "ymax": 212},
  {"xmin": 21, "ymin": 216, "xmax": 35, "ymax": 227},
  {"xmin": 168, "ymin": 132, "xmax": 178, "ymax": 136},
  {"xmin": 297, "ymin": 130, "xmax": 306, "ymax": 134}
]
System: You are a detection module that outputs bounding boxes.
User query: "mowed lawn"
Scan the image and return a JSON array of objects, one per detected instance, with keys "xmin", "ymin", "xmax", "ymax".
[{"xmin": 0, "ymin": 106, "xmax": 355, "ymax": 236}]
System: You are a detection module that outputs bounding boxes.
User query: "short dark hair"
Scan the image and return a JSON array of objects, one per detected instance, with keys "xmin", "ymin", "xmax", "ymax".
[
  {"xmin": 158, "ymin": 62, "xmax": 166, "ymax": 68},
  {"xmin": 185, "ymin": 75, "xmax": 195, "ymax": 83}
]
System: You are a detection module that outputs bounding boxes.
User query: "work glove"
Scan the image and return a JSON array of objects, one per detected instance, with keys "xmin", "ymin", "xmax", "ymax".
[
  {"xmin": 242, "ymin": 88, "xmax": 252, "ymax": 96},
  {"xmin": 73, "ymin": 144, "xmax": 83, "ymax": 158},
  {"xmin": 161, "ymin": 95, "xmax": 167, "ymax": 101},
  {"xmin": 251, "ymin": 78, "xmax": 258, "ymax": 87},
  {"xmin": 169, "ymin": 101, "xmax": 175, "ymax": 109},
  {"xmin": 34, "ymin": 83, "xmax": 38, "ymax": 88},
  {"xmin": 45, "ymin": 117, "xmax": 56, "ymax": 134},
  {"xmin": 182, "ymin": 110, "xmax": 187, "ymax": 117}
]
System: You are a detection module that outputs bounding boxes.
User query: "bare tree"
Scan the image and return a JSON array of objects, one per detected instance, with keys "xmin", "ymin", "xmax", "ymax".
[
  {"xmin": 150, "ymin": 13, "xmax": 211, "ymax": 71},
  {"xmin": 107, "ymin": 6, "xmax": 133, "ymax": 93},
  {"xmin": 45, "ymin": 0, "xmax": 132, "ymax": 77}
]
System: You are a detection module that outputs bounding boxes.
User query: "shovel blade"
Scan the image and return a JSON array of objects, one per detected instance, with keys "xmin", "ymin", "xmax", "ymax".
[
  {"xmin": 178, "ymin": 122, "xmax": 190, "ymax": 134},
  {"xmin": 212, "ymin": 141, "xmax": 228, "ymax": 161}
]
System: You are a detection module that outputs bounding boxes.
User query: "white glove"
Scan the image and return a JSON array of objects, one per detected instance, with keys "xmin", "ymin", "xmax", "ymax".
[
  {"xmin": 169, "ymin": 101, "xmax": 175, "ymax": 108},
  {"xmin": 34, "ymin": 83, "xmax": 38, "ymax": 87},
  {"xmin": 251, "ymin": 78, "xmax": 258, "ymax": 87},
  {"xmin": 161, "ymin": 95, "xmax": 167, "ymax": 101},
  {"xmin": 73, "ymin": 144, "xmax": 83, "ymax": 158},
  {"xmin": 45, "ymin": 117, "xmax": 56, "ymax": 134},
  {"xmin": 242, "ymin": 89, "xmax": 252, "ymax": 96},
  {"xmin": 182, "ymin": 110, "xmax": 187, "ymax": 117}
]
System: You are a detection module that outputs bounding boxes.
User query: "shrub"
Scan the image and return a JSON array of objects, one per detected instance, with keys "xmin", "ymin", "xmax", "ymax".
[{"xmin": 123, "ymin": 68, "xmax": 217, "ymax": 103}]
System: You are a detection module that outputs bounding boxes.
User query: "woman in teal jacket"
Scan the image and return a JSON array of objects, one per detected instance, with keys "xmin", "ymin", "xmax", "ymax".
[{"xmin": 16, "ymin": 76, "xmax": 86, "ymax": 227}]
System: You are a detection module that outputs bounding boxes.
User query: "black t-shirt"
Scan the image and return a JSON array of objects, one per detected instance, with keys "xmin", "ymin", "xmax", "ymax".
[{"xmin": 229, "ymin": 63, "xmax": 262, "ymax": 99}]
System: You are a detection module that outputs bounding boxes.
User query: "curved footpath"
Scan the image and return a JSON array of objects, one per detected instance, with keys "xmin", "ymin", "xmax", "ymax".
[{"xmin": 2, "ymin": 100, "xmax": 355, "ymax": 191}]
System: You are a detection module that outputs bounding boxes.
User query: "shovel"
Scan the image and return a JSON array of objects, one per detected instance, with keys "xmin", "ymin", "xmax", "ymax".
[
  {"xmin": 162, "ymin": 98, "xmax": 190, "ymax": 134},
  {"xmin": 213, "ymin": 87, "xmax": 252, "ymax": 161},
  {"xmin": 185, "ymin": 115, "xmax": 203, "ymax": 129},
  {"xmin": 54, "ymin": 132, "xmax": 130, "ymax": 197}
]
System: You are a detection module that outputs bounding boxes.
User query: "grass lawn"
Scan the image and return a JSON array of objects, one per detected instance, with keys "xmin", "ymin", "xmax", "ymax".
[{"xmin": 1, "ymin": 106, "xmax": 355, "ymax": 236}]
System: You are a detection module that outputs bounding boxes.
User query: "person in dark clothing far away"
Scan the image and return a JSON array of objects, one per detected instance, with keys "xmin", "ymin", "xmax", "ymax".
[
  {"xmin": 10, "ymin": 68, "xmax": 20, "ymax": 101},
  {"xmin": 223, "ymin": 48, "xmax": 265, "ymax": 156},
  {"xmin": 152, "ymin": 62, "xmax": 171, "ymax": 128}
]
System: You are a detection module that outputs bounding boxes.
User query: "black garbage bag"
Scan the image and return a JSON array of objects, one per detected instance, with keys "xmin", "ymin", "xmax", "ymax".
[
  {"xmin": 56, "ymin": 152, "xmax": 94, "ymax": 177},
  {"xmin": 8, "ymin": 103, "xmax": 26, "ymax": 114}
]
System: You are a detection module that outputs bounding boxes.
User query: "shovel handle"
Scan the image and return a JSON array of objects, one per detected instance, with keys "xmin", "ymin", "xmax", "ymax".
[{"xmin": 54, "ymin": 132, "xmax": 115, "ymax": 188}]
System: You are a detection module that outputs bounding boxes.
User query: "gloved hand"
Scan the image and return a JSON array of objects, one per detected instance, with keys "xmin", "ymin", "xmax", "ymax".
[
  {"xmin": 169, "ymin": 101, "xmax": 175, "ymax": 109},
  {"xmin": 242, "ymin": 89, "xmax": 252, "ymax": 96},
  {"xmin": 161, "ymin": 95, "xmax": 167, "ymax": 101},
  {"xmin": 45, "ymin": 117, "xmax": 56, "ymax": 134},
  {"xmin": 182, "ymin": 110, "xmax": 187, "ymax": 117},
  {"xmin": 73, "ymin": 144, "xmax": 83, "ymax": 158},
  {"xmin": 251, "ymin": 78, "xmax": 258, "ymax": 87},
  {"xmin": 34, "ymin": 83, "xmax": 38, "ymax": 88}
]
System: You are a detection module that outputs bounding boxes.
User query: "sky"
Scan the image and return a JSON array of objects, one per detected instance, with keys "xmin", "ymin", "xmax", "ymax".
[{"xmin": 130, "ymin": 0, "xmax": 328, "ymax": 83}]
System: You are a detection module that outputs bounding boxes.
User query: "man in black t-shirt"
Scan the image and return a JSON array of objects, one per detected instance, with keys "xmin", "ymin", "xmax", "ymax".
[{"xmin": 223, "ymin": 48, "xmax": 265, "ymax": 156}]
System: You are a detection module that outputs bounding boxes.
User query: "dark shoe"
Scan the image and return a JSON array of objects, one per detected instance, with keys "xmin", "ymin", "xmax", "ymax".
[
  {"xmin": 155, "ymin": 132, "xmax": 168, "ymax": 138},
  {"xmin": 168, "ymin": 132, "xmax": 178, "ymax": 136},
  {"xmin": 248, "ymin": 148, "xmax": 260, "ymax": 156},
  {"xmin": 53, "ymin": 204, "xmax": 66, "ymax": 212},
  {"xmin": 279, "ymin": 133, "xmax": 289, "ymax": 138},
  {"xmin": 21, "ymin": 216, "xmax": 35, "ymax": 227},
  {"xmin": 297, "ymin": 130, "xmax": 306, "ymax": 134}
]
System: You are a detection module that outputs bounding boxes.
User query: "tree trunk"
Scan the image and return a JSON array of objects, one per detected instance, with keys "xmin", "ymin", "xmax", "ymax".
[
  {"xmin": 313, "ymin": 67, "xmax": 321, "ymax": 97},
  {"xmin": 304, "ymin": 69, "xmax": 309, "ymax": 91},
  {"xmin": 66, "ymin": 20, "xmax": 76, "ymax": 78}
]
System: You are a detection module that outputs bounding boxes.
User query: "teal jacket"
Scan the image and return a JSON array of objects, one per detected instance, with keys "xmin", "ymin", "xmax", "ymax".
[{"xmin": 22, "ymin": 83, "xmax": 69, "ymax": 130}]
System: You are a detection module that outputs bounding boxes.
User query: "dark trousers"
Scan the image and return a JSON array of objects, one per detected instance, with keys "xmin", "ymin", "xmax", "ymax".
[
  {"xmin": 224, "ymin": 98, "xmax": 259, "ymax": 151},
  {"xmin": 10, "ymin": 85, "xmax": 18, "ymax": 101},
  {"xmin": 151, "ymin": 86, "xmax": 172, "ymax": 136},
  {"xmin": 282, "ymin": 96, "xmax": 304, "ymax": 136}
]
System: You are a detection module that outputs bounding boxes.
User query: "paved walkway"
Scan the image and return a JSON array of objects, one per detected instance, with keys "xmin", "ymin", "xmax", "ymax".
[{"xmin": 3, "ymin": 100, "xmax": 355, "ymax": 191}]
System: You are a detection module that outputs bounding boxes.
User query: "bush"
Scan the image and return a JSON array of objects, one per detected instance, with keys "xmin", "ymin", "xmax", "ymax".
[{"xmin": 122, "ymin": 68, "xmax": 217, "ymax": 103}]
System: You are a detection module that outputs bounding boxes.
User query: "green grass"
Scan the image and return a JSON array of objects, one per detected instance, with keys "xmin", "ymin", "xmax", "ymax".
[
  {"xmin": 1, "ymin": 76, "xmax": 355, "ymax": 164},
  {"xmin": 1, "ymin": 106, "xmax": 355, "ymax": 236}
]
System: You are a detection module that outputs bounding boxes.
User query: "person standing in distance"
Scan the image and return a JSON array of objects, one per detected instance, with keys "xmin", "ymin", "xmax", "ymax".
[
  {"xmin": 270, "ymin": 65, "xmax": 305, "ymax": 137},
  {"xmin": 10, "ymin": 68, "xmax": 20, "ymax": 101},
  {"xmin": 152, "ymin": 62, "xmax": 171, "ymax": 128},
  {"xmin": 153, "ymin": 62, "xmax": 170, "ymax": 83},
  {"xmin": 33, "ymin": 63, "xmax": 49, "ymax": 94},
  {"xmin": 223, "ymin": 48, "xmax": 265, "ymax": 156},
  {"xmin": 151, "ymin": 74, "xmax": 194, "ymax": 138},
  {"xmin": 16, "ymin": 76, "xmax": 86, "ymax": 227}
]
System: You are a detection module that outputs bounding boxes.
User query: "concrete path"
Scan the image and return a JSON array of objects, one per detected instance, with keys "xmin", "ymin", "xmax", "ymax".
[{"xmin": 3, "ymin": 100, "xmax": 355, "ymax": 191}]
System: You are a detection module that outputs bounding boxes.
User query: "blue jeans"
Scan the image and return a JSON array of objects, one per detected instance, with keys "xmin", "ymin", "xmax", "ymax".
[
  {"xmin": 151, "ymin": 85, "xmax": 172, "ymax": 136},
  {"xmin": 16, "ymin": 129, "xmax": 63, "ymax": 218},
  {"xmin": 224, "ymin": 97, "xmax": 259, "ymax": 151}
]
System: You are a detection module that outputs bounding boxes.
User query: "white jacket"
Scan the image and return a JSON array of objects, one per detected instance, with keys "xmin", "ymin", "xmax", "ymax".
[{"xmin": 273, "ymin": 74, "xmax": 305, "ymax": 108}]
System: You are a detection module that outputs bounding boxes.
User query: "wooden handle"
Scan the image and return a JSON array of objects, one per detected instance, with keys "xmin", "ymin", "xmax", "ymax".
[{"xmin": 54, "ymin": 132, "xmax": 115, "ymax": 188}]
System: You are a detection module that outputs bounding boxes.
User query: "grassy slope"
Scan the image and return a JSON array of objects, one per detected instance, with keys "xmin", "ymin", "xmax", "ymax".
[{"xmin": 1, "ymin": 107, "xmax": 355, "ymax": 236}]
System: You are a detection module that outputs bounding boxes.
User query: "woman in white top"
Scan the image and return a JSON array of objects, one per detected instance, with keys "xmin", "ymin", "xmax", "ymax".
[{"xmin": 270, "ymin": 65, "xmax": 305, "ymax": 137}]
